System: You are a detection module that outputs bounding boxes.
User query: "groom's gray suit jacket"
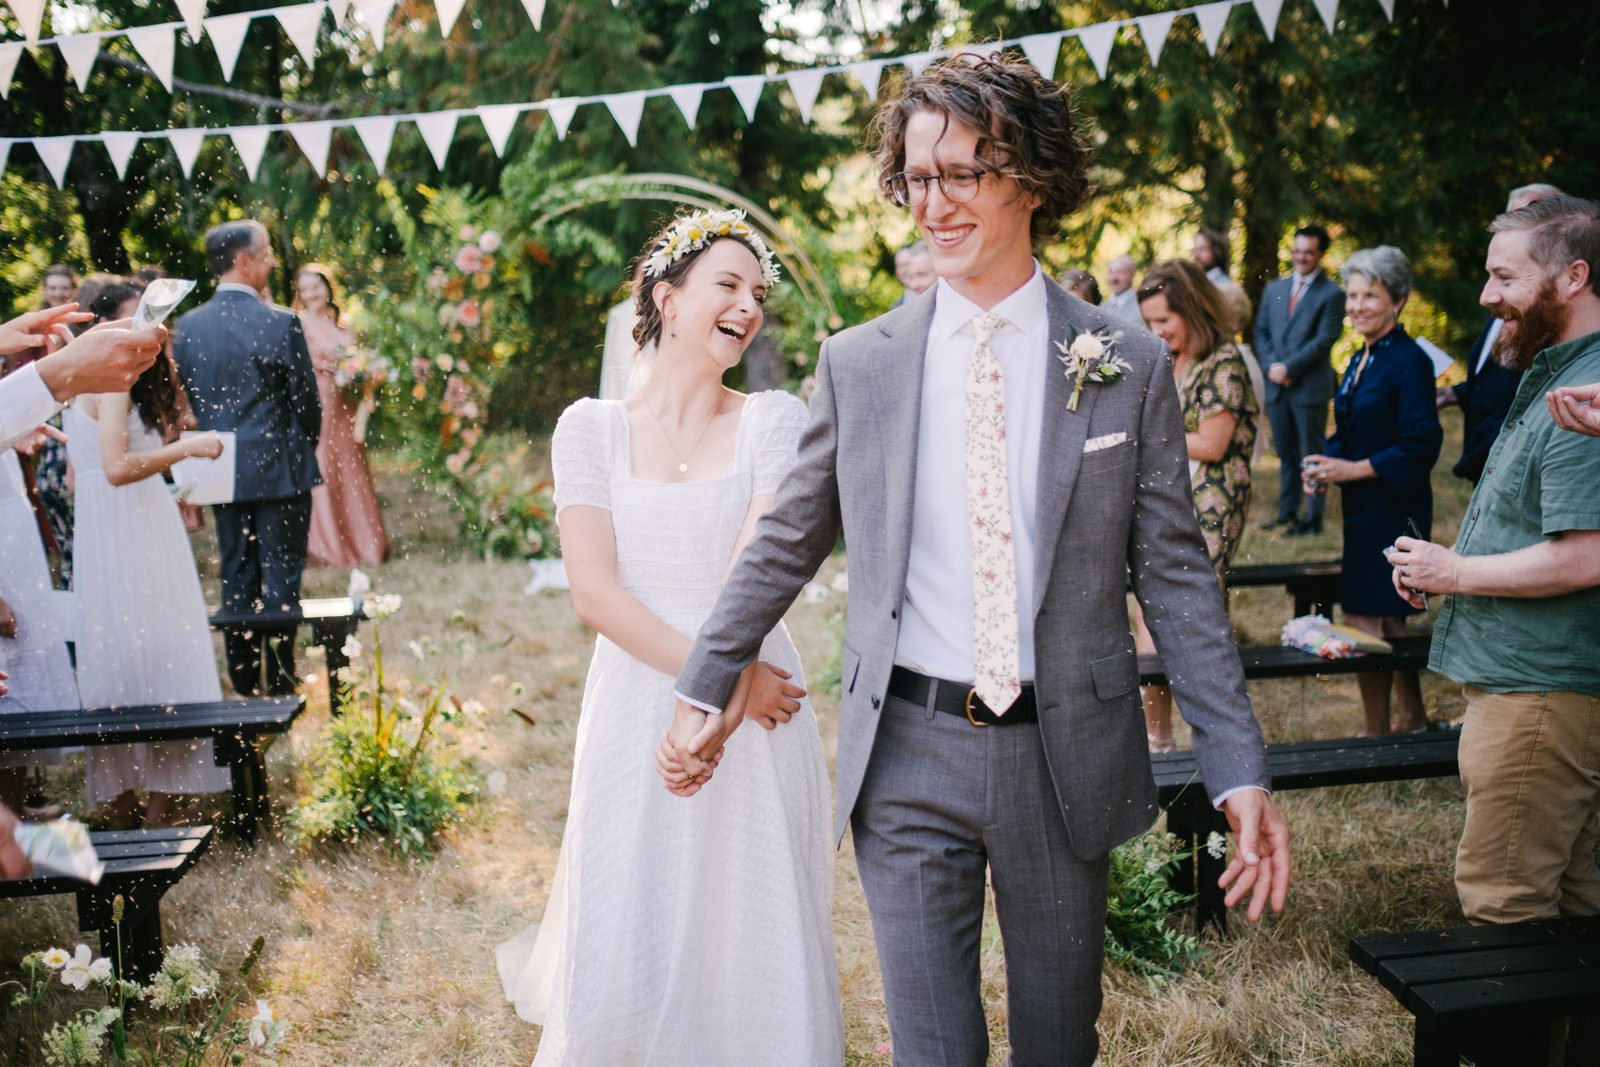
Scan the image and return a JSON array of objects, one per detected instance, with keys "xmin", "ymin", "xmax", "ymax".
[{"xmin": 678, "ymin": 280, "xmax": 1268, "ymax": 855}]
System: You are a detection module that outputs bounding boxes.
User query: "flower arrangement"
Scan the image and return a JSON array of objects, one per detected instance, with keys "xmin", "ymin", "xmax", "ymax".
[
  {"xmin": 332, "ymin": 344, "xmax": 393, "ymax": 392},
  {"xmin": 1055, "ymin": 328, "xmax": 1131, "ymax": 411},
  {"xmin": 643, "ymin": 209, "xmax": 781, "ymax": 288}
]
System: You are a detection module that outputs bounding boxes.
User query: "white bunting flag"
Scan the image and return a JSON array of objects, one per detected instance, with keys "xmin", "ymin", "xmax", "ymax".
[
  {"xmin": 478, "ymin": 104, "xmax": 522, "ymax": 157},
  {"xmin": 1018, "ymin": 32, "xmax": 1062, "ymax": 78},
  {"xmin": 173, "ymin": 0, "xmax": 209, "ymax": 42},
  {"xmin": 100, "ymin": 131, "xmax": 141, "ymax": 179},
  {"xmin": 0, "ymin": 140, "xmax": 11, "ymax": 177},
  {"xmin": 0, "ymin": 42, "xmax": 22, "ymax": 99},
  {"xmin": 434, "ymin": 0, "xmax": 466, "ymax": 37},
  {"xmin": 848, "ymin": 59, "xmax": 884, "ymax": 100},
  {"xmin": 667, "ymin": 84, "xmax": 703, "ymax": 129},
  {"xmin": 1312, "ymin": 0, "xmax": 1339, "ymax": 33},
  {"xmin": 289, "ymin": 121, "xmax": 333, "ymax": 175},
  {"xmin": 327, "ymin": 0, "xmax": 350, "ymax": 25},
  {"xmin": 903, "ymin": 51, "xmax": 938, "ymax": 76},
  {"xmin": 1377, "ymin": 0, "xmax": 1395, "ymax": 18},
  {"xmin": 167, "ymin": 129, "xmax": 206, "ymax": 178},
  {"xmin": 1252, "ymin": 0, "xmax": 1285, "ymax": 41},
  {"xmin": 350, "ymin": 115, "xmax": 398, "ymax": 174},
  {"xmin": 56, "ymin": 33, "xmax": 102, "ymax": 93},
  {"xmin": 353, "ymin": 0, "xmax": 397, "ymax": 50},
  {"xmin": 545, "ymin": 98, "xmax": 577, "ymax": 140},
  {"xmin": 1135, "ymin": 11, "xmax": 1177, "ymax": 67},
  {"xmin": 1076, "ymin": 23, "xmax": 1118, "ymax": 81},
  {"xmin": 605, "ymin": 91, "xmax": 647, "ymax": 147},
  {"xmin": 127, "ymin": 26, "xmax": 176, "ymax": 92},
  {"xmin": 414, "ymin": 112, "xmax": 458, "ymax": 168},
  {"xmin": 1195, "ymin": 2, "xmax": 1232, "ymax": 56},
  {"xmin": 230, "ymin": 126, "xmax": 270, "ymax": 181},
  {"xmin": 520, "ymin": 0, "xmax": 545, "ymax": 31},
  {"xmin": 276, "ymin": 5, "xmax": 324, "ymax": 69},
  {"xmin": 725, "ymin": 75, "xmax": 764, "ymax": 122},
  {"xmin": 786, "ymin": 69, "xmax": 824, "ymax": 124},
  {"xmin": 5, "ymin": 0, "xmax": 46, "ymax": 44},
  {"xmin": 204, "ymin": 12, "xmax": 253, "ymax": 82},
  {"xmin": 34, "ymin": 137, "xmax": 75, "ymax": 188}
]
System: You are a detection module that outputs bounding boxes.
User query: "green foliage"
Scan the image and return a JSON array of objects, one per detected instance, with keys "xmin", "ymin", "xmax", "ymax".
[
  {"xmin": 1104, "ymin": 831, "xmax": 1206, "ymax": 987},
  {"xmin": 453, "ymin": 434, "xmax": 559, "ymax": 560}
]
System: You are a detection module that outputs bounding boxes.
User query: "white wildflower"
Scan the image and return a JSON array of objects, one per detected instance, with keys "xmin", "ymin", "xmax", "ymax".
[
  {"xmin": 1068, "ymin": 331, "xmax": 1105, "ymax": 363},
  {"xmin": 59, "ymin": 945, "xmax": 105, "ymax": 991},
  {"xmin": 366, "ymin": 593, "xmax": 402, "ymax": 620},
  {"xmin": 341, "ymin": 635, "xmax": 363, "ymax": 660},
  {"xmin": 42, "ymin": 947, "xmax": 70, "ymax": 970},
  {"xmin": 1205, "ymin": 831, "xmax": 1227, "ymax": 860}
]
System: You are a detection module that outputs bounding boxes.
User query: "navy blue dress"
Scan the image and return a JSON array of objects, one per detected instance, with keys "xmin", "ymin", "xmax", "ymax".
[{"xmin": 1326, "ymin": 324, "xmax": 1443, "ymax": 617}]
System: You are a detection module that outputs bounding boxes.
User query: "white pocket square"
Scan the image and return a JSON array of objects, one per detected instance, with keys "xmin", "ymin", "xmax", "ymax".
[{"xmin": 1083, "ymin": 432, "xmax": 1128, "ymax": 453}]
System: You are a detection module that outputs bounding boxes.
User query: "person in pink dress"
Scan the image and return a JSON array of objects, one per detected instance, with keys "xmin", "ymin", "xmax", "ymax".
[{"xmin": 294, "ymin": 264, "xmax": 388, "ymax": 568}]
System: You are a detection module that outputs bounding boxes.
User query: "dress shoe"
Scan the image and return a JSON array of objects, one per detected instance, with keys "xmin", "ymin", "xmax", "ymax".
[{"xmin": 1285, "ymin": 518, "xmax": 1323, "ymax": 537}]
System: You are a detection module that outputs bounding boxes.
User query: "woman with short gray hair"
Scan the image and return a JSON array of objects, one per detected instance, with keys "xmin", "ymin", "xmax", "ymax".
[{"xmin": 1303, "ymin": 245, "xmax": 1442, "ymax": 736}]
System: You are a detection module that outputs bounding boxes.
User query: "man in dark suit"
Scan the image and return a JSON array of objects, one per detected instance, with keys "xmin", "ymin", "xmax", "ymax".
[
  {"xmin": 173, "ymin": 221, "xmax": 320, "ymax": 695},
  {"xmin": 1254, "ymin": 224, "xmax": 1345, "ymax": 535}
]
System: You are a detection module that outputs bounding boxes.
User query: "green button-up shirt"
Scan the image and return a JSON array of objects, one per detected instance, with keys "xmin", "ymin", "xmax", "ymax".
[{"xmin": 1430, "ymin": 329, "xmax": 1600, "ymax": 697}]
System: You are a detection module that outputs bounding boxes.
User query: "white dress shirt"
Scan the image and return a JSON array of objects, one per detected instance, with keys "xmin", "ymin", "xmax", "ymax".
[
  {"xmin": 1475, "ymin": 319, "xmax": 1505, "ymax": 375},
  {"xmin": 895, "ymin": 266, "xmax": 1049, "ymax": 684},
  {"xmin": 0, "ymin": 363, "xmax": 63, "ymax": 453}
]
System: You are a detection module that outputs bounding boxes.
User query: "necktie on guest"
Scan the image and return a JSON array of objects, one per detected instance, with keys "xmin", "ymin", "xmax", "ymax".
[
  {"xmin": 965, "ymin": 312, "xmax": 1022, "ymax": 715},
  {"xmin": 1289, "ymin": 277, "xmax": 1305, "ymax": 317}
]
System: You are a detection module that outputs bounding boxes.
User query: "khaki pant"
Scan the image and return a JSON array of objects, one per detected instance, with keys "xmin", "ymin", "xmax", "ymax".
[{"xmin": 1456, "ymin": 686, "xmax": 1600, "ymax": 923}]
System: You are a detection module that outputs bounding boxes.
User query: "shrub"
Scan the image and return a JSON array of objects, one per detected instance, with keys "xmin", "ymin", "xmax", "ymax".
[{"xmin": 1103, "ymin": 830, "xmax": 1208, "ymax": 987}]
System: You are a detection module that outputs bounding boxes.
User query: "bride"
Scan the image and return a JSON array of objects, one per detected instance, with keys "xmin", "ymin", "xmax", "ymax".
[{"xmin": 496, "ymin": 211, "xmax": 842, "ymax": 1064}]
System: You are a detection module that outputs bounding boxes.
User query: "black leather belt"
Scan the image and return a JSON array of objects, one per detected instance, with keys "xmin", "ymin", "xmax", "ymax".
[{"xmin": 887, "ymin": 666, "xmax": 1038, "ymax": 726}]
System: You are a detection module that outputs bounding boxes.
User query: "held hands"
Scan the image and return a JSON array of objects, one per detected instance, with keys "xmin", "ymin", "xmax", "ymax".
[
  {"xmin": 1386, "ymin": 535, "xmax": 1457, "ymax": 609},
  {"xmin": 655, "ymin": 700, "xmax": 730, "ymax": 797},
  {"xmin": 1218, "ymin": 790, "xmax": 1292, "ymax": 922}
]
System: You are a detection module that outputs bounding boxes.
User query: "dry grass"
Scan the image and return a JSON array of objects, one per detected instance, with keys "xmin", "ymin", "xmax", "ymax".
[{"xmin": 0, "ymin": 411, "xmax": 1478, "ymax": 1065}]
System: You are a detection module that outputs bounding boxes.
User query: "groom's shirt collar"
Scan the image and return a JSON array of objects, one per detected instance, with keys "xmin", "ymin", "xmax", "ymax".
[
  {"xmin": 930, "ymin": 263, "xmax": 1047, "ymax": 342},
  {"xmin": 215, "ymin": 283, "xmax": 262, "ymax": 300}
]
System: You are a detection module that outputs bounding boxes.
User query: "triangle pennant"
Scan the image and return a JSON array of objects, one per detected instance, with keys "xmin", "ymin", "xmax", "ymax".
[
  {"xmin": 1377, "ymin": 0, "xmax": 1395, "ymax": 18},
  {"xmin": 166, "ymin": 128, "xmax": 206, "ymax": 178},
  {"xmin": 173, "ymin": 0, "xmax": 209, "ymax": 42},
  {"xmin": 544, "ymin": 98, "xmax": 577, "ymax": 140},
  {"xmin": 230, "ymin": 126, "xmax": 270, "ymax": 181},
  {"xmin": 1312, "ymin": 0, "xmax": 1338, "ymax": 33},
  {"xmin": 350, "ymin": 114, "xmax": 397, "ymax": 174},
  {"xmin": 33, "ymin": 136, "xmax": 75, "ymax": 188},
  {"xmin": 352, "ymin": 0, "xmax": 396, "ymax": 50},
  {"xmin": 848, "ymin": 59, "xmax": 883, "ymax": 100},
  {"xmin": 904, "ymin": 51, "xmax": 938, "ymax": 76},
  {"xmin": 1018, "ymin": 32, "xmax": 1062, "ymax": 78},
  {"xmin": 1252, "ymin": 0, "xmax": 1285, "ymax": 40},
  {"xmin": 414, "ymin": 111, "xmax": 458, "ymax": 168},
  {"xmin": 1195, "ymin": 2, "xmax": 1232, "ymax": 56},
  {"xmin": 1075, "ymin": 23, "xmax": 1118, "ymax": 81},
  {"xmin": 126, "ymin": 25, "xmax": 176, "ymax": 92},
  {"xmin": 204, "ymin": 12, "xmax": 253, "ymax": 82},
  {"xmin": 604, "ymin": 91, "xmax": 647, "ymax": 147},
  {"xmin": 1135, "ymin": 11, "xmax": 1178, "ymax": 66},
  {"xmin": 520, "ymin": 0, "xmax": 544, "ymax": 31},
  {"xmin": 724, "ymin": 75, "xmax": 764, "ymax": 122},
  {"xmin": 478, "ymin": 104, "xmax": 521, "ymax": 157},
  {"xmin": 327, "ymin": 0, "xmax": 350, "ymax": 25},
  {"xmin": 667, "ymin": 84, "xmax": 703, "ymax": 128},
  {"xmin": 100, "ymin": 131, "xmax": 141, "ymax": 179},
  {"xmin": 275, "ymin": 5, "xmax": 324, "ymax": 69},
  {"xmin": 289, "ymin": 121, "xmax": 332, "ymax": 175},
  {"xmin": 433, "ymin": 0, "xmax": 466, "ymax": 38},
  {"xmin": 56, "ymin": 33, "xmax": 102, "ymax": 93},
  {"xmin": 785, "ymin": 69, "xmax": 824, "ymax": 124},
  {"xmin": 0, "ymin": 43, "xmax": 22, "ymax": 99},
  {"xmin": 6, "ymin": 0, "xmax": 46, "ymax": 44},
  {"xmin": 0, "ymin": 140, "xmax": 11, "ymax": 177}
]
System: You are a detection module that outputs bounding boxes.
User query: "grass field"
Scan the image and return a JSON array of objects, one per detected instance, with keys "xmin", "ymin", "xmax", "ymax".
[{"xmin": 0, "ymin": 410, "xmax": 1480, "ymax": 1065}]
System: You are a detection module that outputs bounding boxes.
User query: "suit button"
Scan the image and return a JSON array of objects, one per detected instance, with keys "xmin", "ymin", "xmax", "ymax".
[
  {"xmin": 871, "ymin": 696, "xmax": 881, "ymax": 709},
  {"xmin": 890, "ymin": 609, "xmax": 898, "ymax": 620}
]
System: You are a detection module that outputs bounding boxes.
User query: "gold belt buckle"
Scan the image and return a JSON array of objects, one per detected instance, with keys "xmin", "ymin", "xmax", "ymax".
[{"xmin": 964, "ymin": 688, "xmax": 990, "ymax": 728}]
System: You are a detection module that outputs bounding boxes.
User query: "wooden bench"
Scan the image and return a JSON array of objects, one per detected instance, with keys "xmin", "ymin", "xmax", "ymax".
[
  {"xmin": 209, "ymin": 595, "xmax": 389, "ymax": 710},
  {"xmin": 1350, "ymin": 916, "xmax": 1600, "ymax": 1066},
  {"xmin": 0, "ymin": 697, "xmax": 304, "ymax": 843},
  {"xmin": 1137, "ymin": 633, "xmax": 1433, "ymax": 686},
  {"xmin": 1, "ymin": 826, "xmax": 213, "ymax": 980},
  {"xmin": 1225, "ymin": 558, "xmax": 1343, "ymax": 618},
  {"xmin": 1155, "ymin": 730, "xmax": 1461, "ymax": 929}
]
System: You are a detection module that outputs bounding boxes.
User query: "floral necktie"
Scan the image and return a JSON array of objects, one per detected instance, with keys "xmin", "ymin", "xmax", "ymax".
[{"xmin": 966, "ymin": 312, "xmax": 1021, "ymax": 715}]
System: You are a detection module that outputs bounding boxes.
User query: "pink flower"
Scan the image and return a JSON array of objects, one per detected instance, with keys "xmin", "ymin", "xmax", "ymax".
[
  {"xmin": 411, "ymin": 356, "xmax": 432, "ymax": 380},
  {"xmin": 455, "ymin": 245, "xmax": 484, "ymax": 273},
  {"xmin": 443, "ymin": 374, "xmax": 470, "ymax": 412},
  {"xmin": 478, "ymin": 230, "xmax": 502, "ymax": 254},
  {"xmin": 455, "ymin": 299, "xmax": 481, "ymax": 327},
  {"xmin": 425, "ymin": 267, "xmax": 449, "ymax": 295},
  {"xmin": 444, "ymin": 449, "xmax": 470, "ymax": 475},
  {"xmin": 458, "ymin": 225, "xmax": 476, "ymax": 241}
]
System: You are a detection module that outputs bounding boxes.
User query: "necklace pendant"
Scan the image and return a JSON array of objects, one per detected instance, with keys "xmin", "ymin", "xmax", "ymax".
[{"xmin": 677, "ymin": 461, "xmax": 689, "ymax": 473}]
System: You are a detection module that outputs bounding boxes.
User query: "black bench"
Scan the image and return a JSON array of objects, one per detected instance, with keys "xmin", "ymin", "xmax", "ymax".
[
  {"xmin": 1225, "ymin": 558, "xmax": 1343, "ymax": 618},
  {"xmin": 1137, "ymin": 633, "xmax": 1433, "ymax": 686},
  {"xmin": 209, "ymin": 595, "xmax": 389, "ymax": 710},
  {"xmin": 1155, "ymin": 730, "xmax": 1461, "ymax": 929},
  {"xmin": 1, "ymin": 826, "xmax": 213, "ymax": 980},
  {"xmin": 1350, "ymin": 916, "xmax": 1600, "ymax": 1066},
  {"xmin": 0, "ymin": 697, "xmax": 303, "ymax": 842}
]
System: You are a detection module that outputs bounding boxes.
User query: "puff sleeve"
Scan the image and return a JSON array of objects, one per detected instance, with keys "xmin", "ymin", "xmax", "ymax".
[{"xmin": 551, "ymin": 398, "xmax": 614, "ymax": 513}]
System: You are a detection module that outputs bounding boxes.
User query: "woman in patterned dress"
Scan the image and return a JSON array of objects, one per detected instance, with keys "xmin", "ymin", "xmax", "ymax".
[{"xmin": 1134, "ymin": 259, "xmax": 1259, "ymax": 751}]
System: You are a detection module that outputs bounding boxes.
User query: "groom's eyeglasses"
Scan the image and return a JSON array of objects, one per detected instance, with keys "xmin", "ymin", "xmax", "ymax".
[{"xmin": 887, "ymin": 166, "xmax": 993, "ymax": 206}]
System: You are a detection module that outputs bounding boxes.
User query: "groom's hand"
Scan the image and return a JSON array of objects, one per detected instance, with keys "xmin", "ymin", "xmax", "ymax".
[
  {"xmin": 1218, "ymin": 790, "xmax": 1292, "ymax": 922},
  {"xmin": 658, "ymin": 700, "xmax": 718, "ymax": 795}
]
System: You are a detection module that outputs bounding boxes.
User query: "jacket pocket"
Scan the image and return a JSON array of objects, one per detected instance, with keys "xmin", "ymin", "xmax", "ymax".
[{"xmin": 1089, "ymin": 651, "xmax": 1138, "ymax": 701}]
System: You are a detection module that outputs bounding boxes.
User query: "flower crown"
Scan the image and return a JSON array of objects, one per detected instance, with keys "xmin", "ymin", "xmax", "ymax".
[{"xmin": 642, "ymin": 209, "xmax": 781, "ymax": 289}]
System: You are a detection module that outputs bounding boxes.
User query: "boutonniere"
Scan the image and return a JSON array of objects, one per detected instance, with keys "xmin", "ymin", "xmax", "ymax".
[{"xmin": 1055, "ymin": 329, "xmax": 1131, "ymax": 412}]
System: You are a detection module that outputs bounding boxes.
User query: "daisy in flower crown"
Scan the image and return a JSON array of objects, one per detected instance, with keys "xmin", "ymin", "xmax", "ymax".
[{"xmin": 642, "ymin": 209, "xmax": 782, "ymax": 289}]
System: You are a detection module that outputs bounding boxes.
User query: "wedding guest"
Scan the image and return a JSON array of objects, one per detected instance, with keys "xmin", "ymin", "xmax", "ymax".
[
  {"xmin": 22, "ymin": 268, "xmax": 83, "ymax": 580},
  {"xmin": 70, "ymin": 281, "xmax": 230, "ymax": 825},
  {"xmin": 890, "ymin": 239, "xmax": 936, "ymax": 307},
  {"xmin": 67, "ymin": 274, "xmax": 122, "ymax": 336},
  {"xmin": 40, "ymin": 265, "xmax": 77, "ymax": 309},
  {"xmin": 1060, "ymin": 268, "xmax": 1101, "ymax": 305},
  {"xmin": 294, "ymin": 264, "xmax": 388, "ymax": 568},
  {"xmin": 1304, "ymin": 246, "xmax": 1442, "ymax": 736},
  {"xmin": 1193, "ymin": 226, "xmax": 1233, "ymax": 286},
  {"xmin": 1101, "ymin": 254, "xmax": 1144, "ymax": 326},
  {"xmin": 1133, "ymin": 260, "xmax": 1259, "ymax": 751}
]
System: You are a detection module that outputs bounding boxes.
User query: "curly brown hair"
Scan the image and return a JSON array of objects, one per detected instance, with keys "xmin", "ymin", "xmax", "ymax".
[
  {"xmin": 1136, "ymin": 259, "xmax": 1234, "ymax": 359},
  {"xmin": 869, "ymin": 50, "xmax": 1092, "ymax": 248},
  {"xmin": 628, "ymin": 218, "xmax": 768, "ymax": 350}
]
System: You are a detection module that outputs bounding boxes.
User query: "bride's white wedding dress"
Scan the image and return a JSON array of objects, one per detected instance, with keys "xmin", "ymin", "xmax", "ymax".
[{"xmin": 497, "ymin": 390, "xmax": 842, "ymax": 1065}]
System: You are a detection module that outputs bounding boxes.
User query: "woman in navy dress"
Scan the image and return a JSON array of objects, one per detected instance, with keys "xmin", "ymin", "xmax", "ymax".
[{"xmin": 1304, "ymin": 246, "xmax": 1441, "ymax": 736}]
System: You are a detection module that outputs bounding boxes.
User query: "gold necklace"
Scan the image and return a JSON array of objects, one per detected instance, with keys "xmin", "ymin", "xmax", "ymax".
[{"xmin": 644, "ymin": 397, "xmax": 718, "ymax": 474}]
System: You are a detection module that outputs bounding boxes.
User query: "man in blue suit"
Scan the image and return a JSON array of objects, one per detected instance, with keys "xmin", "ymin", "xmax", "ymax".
[
  {"xmin": 1254, "ymin": 224, "xmax": 1345, "ymax": 535},
  {"xmin": 173, "ymin": 221, "xmax": 321, "ymax": 696}
]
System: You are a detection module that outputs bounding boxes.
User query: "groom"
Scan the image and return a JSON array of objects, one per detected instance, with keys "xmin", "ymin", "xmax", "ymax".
[{"xmin": 671, "ymin": 54, "xmax": 1290, "ymax": 1063}]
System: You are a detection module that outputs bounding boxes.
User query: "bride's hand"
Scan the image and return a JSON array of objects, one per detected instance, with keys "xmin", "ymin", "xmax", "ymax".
[
  {"xmin": 660, "ymin": 700, "xmax": 717, "ymax": 791},
  {"xmin": 743, "ymin": 661, "xmax": 805, "ymax": 731},
  {"xmin": 655, "ymin": 730, "xmax": 723, "ymax": 796}
]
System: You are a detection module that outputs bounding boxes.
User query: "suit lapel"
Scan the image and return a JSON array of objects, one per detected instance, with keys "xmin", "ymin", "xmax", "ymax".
[
  {"xmin": 870, "ymin": 292, "xmax": 935, "ymax": 600},
  {"xmin": 1032, "ymin": 282, "xmax": 1098, "ymax": 617}
]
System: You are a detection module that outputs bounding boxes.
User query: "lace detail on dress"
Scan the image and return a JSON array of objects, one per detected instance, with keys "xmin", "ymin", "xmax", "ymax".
[{"xmin": 748, "ymin": 390, "xmax": 809, "ymax": 496}]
